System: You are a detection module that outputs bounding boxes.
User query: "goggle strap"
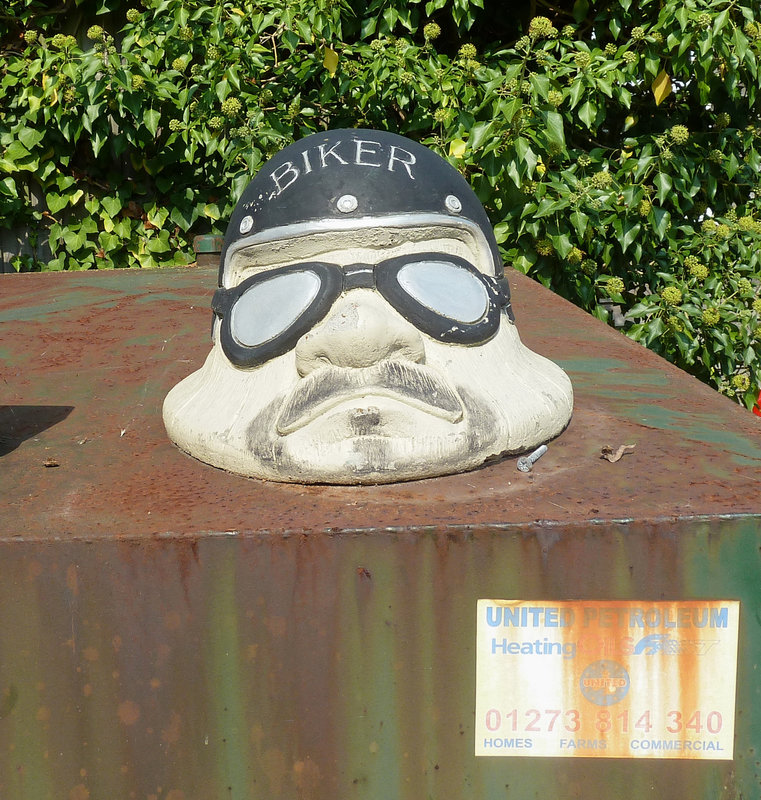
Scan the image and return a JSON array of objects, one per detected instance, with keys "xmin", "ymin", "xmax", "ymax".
[
  {"xmin": 343, "ymin": 265, "xmax": 376, "ymax": 290},
  {"xmin": 211, "ymin": 287, "xmax": 235, "ymax": 317},
  {"xmin": 489, "ymin": 274, "xmax": 514, "ymax": 322},
  {"xmin": 483, "ymin": 275, "xmax": 511, "ymax": 306},
  {"xmin": 496, "ymin": 276, "xmax": 511, "ymax": 304}
]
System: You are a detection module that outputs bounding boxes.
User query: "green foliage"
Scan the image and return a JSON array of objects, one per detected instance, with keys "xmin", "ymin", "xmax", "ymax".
[{"xmin": 1, "ymin": 0, "xmax": 760, "ymax": 406}]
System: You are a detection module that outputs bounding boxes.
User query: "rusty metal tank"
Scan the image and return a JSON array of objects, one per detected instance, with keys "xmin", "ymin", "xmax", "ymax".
[{"xmin": 1, "ymin": 266, "xmax": 760, "ymax": 799}]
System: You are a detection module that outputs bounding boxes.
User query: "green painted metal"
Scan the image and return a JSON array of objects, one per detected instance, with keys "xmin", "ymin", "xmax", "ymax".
[
  {"xmin": 0, "ymin": 525, "xmax": 759, "ymax": 799},
  {"xmin": 193, "ymin": 235, "xmax": 224, "ymax": 254},
  {"xmin": 1, "ymin": 267, "xmax": 761, "ymax": 799}
]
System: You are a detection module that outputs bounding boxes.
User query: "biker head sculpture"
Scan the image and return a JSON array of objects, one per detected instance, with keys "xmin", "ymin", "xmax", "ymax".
[{"xmin": 163, "ymin": 129, "xmax": 573, "ymax": 484}]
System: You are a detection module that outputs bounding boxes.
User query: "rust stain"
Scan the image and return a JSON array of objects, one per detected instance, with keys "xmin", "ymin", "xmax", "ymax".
[
  {"xmin": 82, "ymin": 647, "xmax": 99, "ymax": 662},
  {"xmin": 264, "ymin": 616, "xmax": 288, "ymax": 638},
  {"xmin": 161, "ymin": 711, "xmax": 182, "ymax": 745},
  {"xmin": 163, "ymin": 611, "xmax": 182, "ymax": 631},
  {"xmin": 155, "ymin": 643, "xmax": 171, "ymax": 666},
  {"xmin": 66, "ymin": 564, "xmax": 79, "ymax": 595},
  {"xmin": 68, "ymin": 784, "xmax": 89, "ymax": 800},
  {"xmin": 117, "ymin": 700, "xmax": 140, "ymax": 726},
  {"xmin": 262, "ymin": 747, "xmax": 287, "ymax": 795},
  {"xmin": 27, "ymin": 560, "xmax": 43, "ymax": 580},
  {"xmin": 250, "ymin": 723, "xmax": 265, "ymax": 749},
  {"xmin": 293, "ymin": 756, "xmax": 321, "ymax": 798}
]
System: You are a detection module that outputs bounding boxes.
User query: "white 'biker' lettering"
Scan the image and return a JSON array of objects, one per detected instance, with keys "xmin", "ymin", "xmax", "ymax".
[
  {"xmin": 318, "ymin": 141, "xmax": 349, "ymax": 168},
  {"xmin": 269, "ymin": 161, "xmax": 300, "ymax": 195},
  {"xmin": 268, "ymin": 139, "xmax": 417, "ymax": 197},
  {"xmin": 388, "ymin": 145, "xmax": 416, "ymax": 179},
  {"xmin": 354, "ymin": 139, "xmax": 383, "ymax": 167}
]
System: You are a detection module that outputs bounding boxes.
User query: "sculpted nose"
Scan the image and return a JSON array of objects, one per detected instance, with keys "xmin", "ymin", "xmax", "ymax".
[{"xmin": 295, "ymin": 290, "xmax": 425, "ymax": 376}]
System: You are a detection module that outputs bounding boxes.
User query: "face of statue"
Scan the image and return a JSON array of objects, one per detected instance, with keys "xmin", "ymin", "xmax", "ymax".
[
  {"xmin": 164, "ymin": 219, "xmax": 573, "ymax": 484},
  {"xmin": 163, "ymin": 129, "xmax": 572, "ymax": 483}
]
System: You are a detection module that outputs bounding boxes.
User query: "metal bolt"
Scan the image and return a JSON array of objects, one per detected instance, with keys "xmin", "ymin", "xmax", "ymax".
[
  {"xmin": 445, "ymin": 194, "xmax": 462, "ymax": 213},
  {"xmin": 517, "ymin": 444, "xmax": 548, "ymax": 473},
  {"xmin": 336, "ymin": 194, "xmax": 358, "ymax": 213}
]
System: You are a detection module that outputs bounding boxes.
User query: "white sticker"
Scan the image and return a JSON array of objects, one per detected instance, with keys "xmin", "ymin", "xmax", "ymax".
[{"xmin": 475, "ymin": 600, "xmax": 739, "ymax": 759}]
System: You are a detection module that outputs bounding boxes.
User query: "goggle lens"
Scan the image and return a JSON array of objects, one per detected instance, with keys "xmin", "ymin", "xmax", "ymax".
[
  {"xmin": 231, "ymin": 270, "xmax": 321, "ymax": 347},
  {"xmin": 396, "ymin": 260, "xmax": 489, "ymax": 324}
]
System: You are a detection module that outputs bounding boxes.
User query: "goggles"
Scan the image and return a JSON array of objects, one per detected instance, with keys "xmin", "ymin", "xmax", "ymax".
[{"xmin": 212, "ymin": 252, "xmax": 511, "ymax": 368}]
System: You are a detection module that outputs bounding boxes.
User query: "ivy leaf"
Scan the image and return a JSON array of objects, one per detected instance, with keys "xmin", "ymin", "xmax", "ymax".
[
  {"xmin": 570, "ymin": 210, "xmax": 589, "ymax": 237},
  {"xmin": 614, "ymin": 218, "xmax": 641, "ymax": 253},
  {"xmin": 0, "ymin": 176, "xmax": 16, "ymax": 197},
  {"xmin": 713, "ymin": 8, "xmax": 730, "ymax": 35},
  {"xmin": 449, "ymin": 139, "xmax": 466, "ymax": 158},
  {"xmin": 5, "ymin": 141, "xmax": 30, "ymax": 162},
  {"xmin": 146, "ymin": 205, "xmax": 169, "ymax": 229},
  {"xmin": 550, "ymin": 232, "xmax": 573, "ymax": 258},
  {"xmin": 651, "ymin": 70, "xmax": 672, "ymax": 105},
  {"xmin": 568, "ymin": 78, "xmax": 584, "ymax": 109},
  {"xmin": 644, "ymin": 317, "xmax": 665, "ymax": 345},
  {"xmin": 469, "ymin": 121, "xmax": 494, "ymax": 152},
  {"xmin": 544, "ymin": 110, "xmax": 565, "ymax": 150},
  {"xmin": 360, "ymin": 15, "xmax": 377, "ymax": 37},
  {"xmin": 578, "ymin": 100, "xmax": 596, "ymax": 129},
  {"xmin": 323, "ymin": 46, "xmax": 339, "ymax": 77},
  {"xmin": 18, "ymin": 128, "xmax": 44, "ymax": 150},
  {"xmin": 726, "ymin": 152, "xmax": 740, "ymax": 179},
  {"xmin": 572, "ymin": 0, "xmax": 590, "ymax": 23},
  {"xmin": 514, "ymin": 137, "xmax": 537, "ymax": 176},
  {"xmin": 654, "ymin": 172, "xmax": 672, "ymax": 203},
  {"xmin": 529, "ymin": 73, "xmax": 549, "ymax": 100},
  {"xmin": 203, "ymin": 203, "xmax": 221, "ymax": 220},
  {"xmin": 652, "ymin": 207, "xmax": 671, "ymax": 239},
  {"xmin": 101, "ymin": 196, "xmax": 122, "ymax": 217},
  {"xmin": 493, "ymin": 221, "xmax": 510, "ymax": 244},
  {"xmin": 46, "ymin": 192, "xmax": 69, "ymax": 215},
  {"xmin": 144, "ymin": 109, "xmax": 161, "ymax": 137},
  {"xmin": 215, "ymin": 78, "xmax": 231, "ymax": 103}
]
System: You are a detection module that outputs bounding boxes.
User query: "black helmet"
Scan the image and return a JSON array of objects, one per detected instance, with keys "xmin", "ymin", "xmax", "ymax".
[{"xmin": 218, "ymin": 129, "xmax": 506, "ymax": 288}]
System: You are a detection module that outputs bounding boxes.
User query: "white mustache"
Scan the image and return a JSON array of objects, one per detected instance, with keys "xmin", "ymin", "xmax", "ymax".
[{"xmin": 275, "ymin": 360, "xmax": 464, "ymax": 435}]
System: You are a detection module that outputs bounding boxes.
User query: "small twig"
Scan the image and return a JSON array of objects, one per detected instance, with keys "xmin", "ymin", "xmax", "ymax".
[
  {"xmin": 601, "ymin": 443, "xmax": 636, "ymax": 463},
  {"xmin": 41, "ymin": 210, "xmax": 61, "ymax": 225}
]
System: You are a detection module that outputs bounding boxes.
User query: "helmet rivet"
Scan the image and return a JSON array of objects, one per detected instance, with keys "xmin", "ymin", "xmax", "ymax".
[
  {"xmin": 445, "ymin": 195, "xmax": 462, "ymax": 213},
  {"xmin": 336, "ymin": 194, "xmax": 358, "ymax": 213},
  {"xmin": 239, "ymin": 215, "xmax": 254, "ymax": 234}
]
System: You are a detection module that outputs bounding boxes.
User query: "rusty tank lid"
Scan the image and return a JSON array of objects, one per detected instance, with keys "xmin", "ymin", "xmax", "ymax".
[{"xmin": 2, "ymin": 267, "xmax": 760, "ymax": 539}]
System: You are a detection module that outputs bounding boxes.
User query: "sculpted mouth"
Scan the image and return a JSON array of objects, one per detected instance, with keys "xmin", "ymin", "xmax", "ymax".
[{"xmin": 275, "ymin": 360, "xmax": 464, "ymax": 435}]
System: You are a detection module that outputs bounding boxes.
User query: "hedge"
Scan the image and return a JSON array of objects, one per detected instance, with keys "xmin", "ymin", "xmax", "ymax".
[{"xmin": 2, "ymin": 0, "xmax": 761, "ymax": 407}]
